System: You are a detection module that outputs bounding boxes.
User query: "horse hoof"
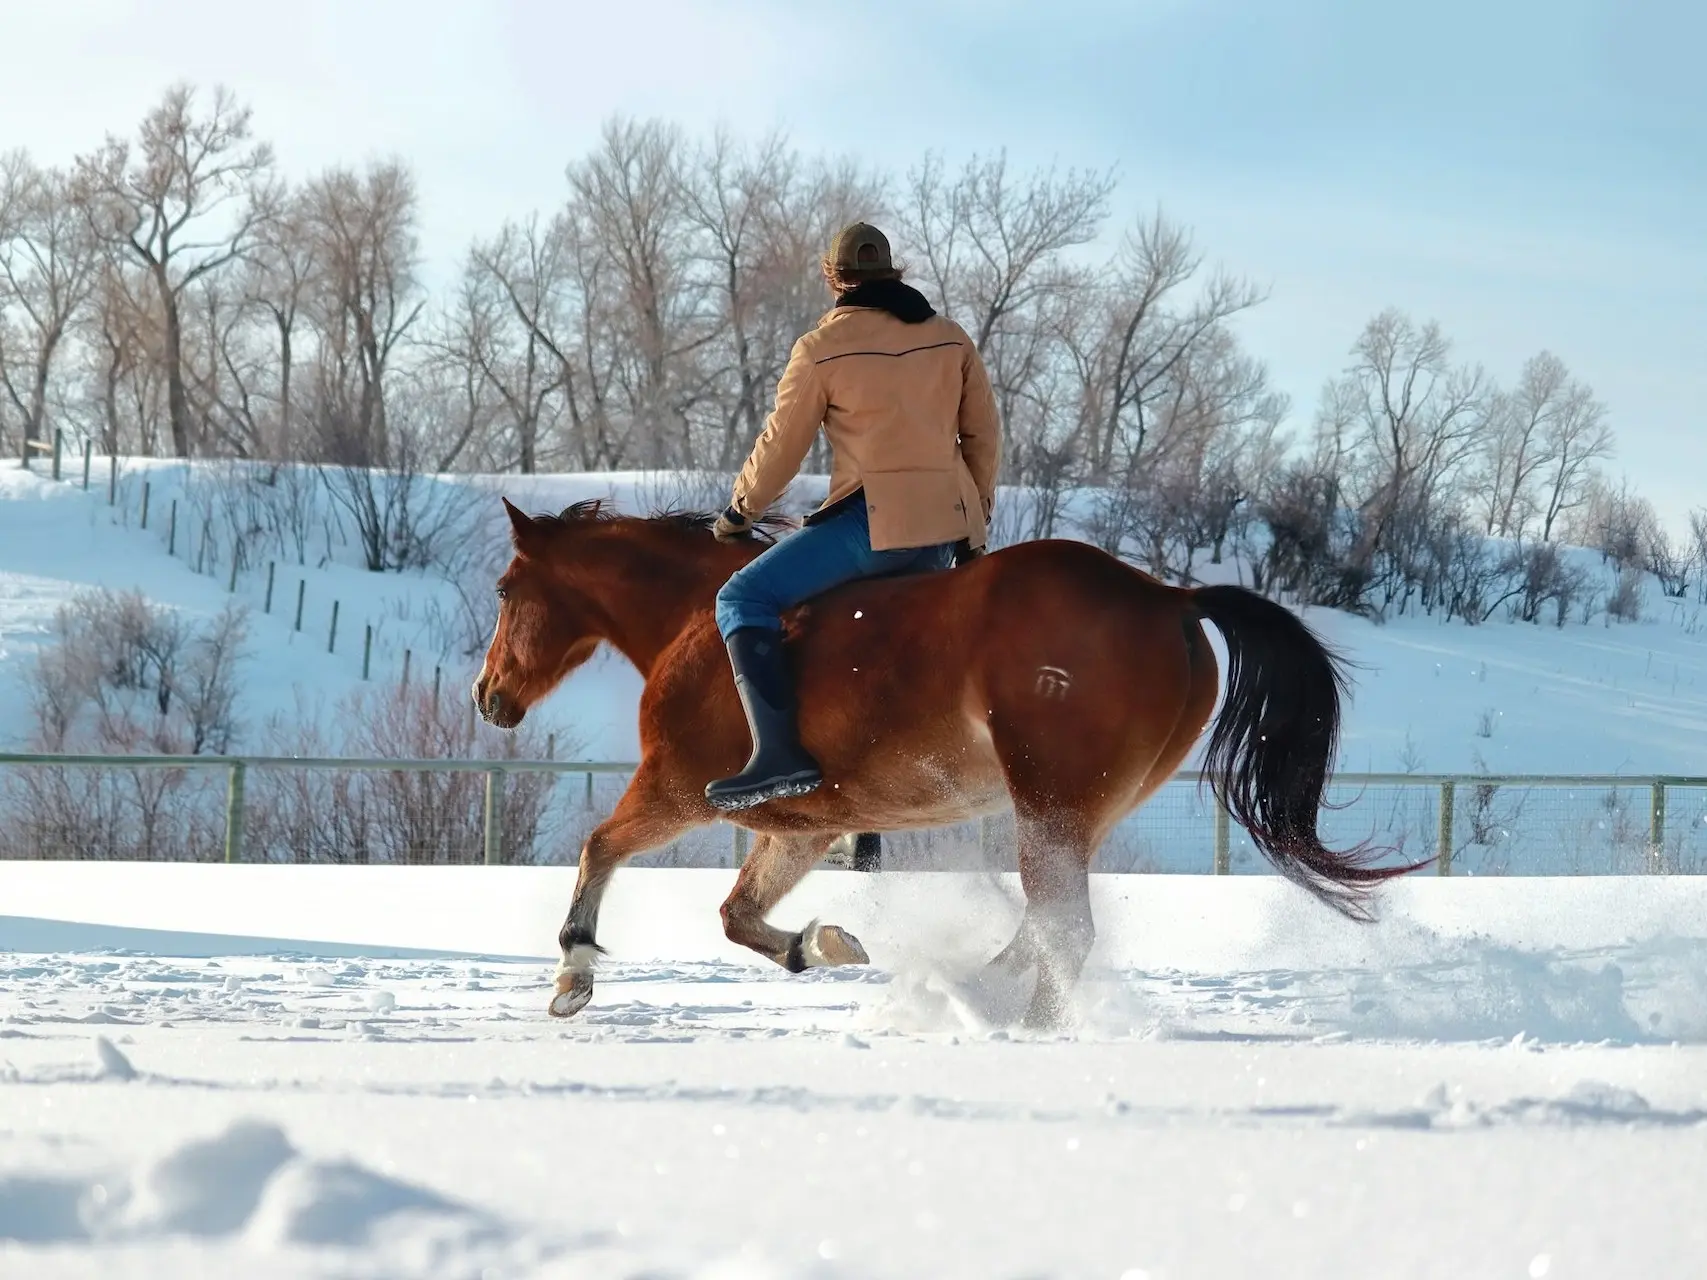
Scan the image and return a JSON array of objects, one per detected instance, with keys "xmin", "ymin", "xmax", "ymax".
[
  {"xmin": 803, "ymin": 923, "xmax": 869, "ymax": 967},
  {"xmin": 549, "ymin": 975, "xmax": 593, "ymax": 1019}
]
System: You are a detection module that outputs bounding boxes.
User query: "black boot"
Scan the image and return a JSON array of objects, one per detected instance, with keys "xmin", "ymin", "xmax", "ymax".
[{"xmin": 704, "ymin": 628, "xmax": 823, "ymax": 811}]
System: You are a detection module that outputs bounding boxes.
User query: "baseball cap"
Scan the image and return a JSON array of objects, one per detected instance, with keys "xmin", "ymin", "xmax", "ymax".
[{"xmin": 827, "ymin": 222, "xmax": 893, "ymax": 272}]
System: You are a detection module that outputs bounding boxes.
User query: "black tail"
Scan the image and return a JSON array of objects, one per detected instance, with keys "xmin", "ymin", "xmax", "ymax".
[{"xmin": 1190, "ymin": 584, "xmax": 1428, "ymax": 921}]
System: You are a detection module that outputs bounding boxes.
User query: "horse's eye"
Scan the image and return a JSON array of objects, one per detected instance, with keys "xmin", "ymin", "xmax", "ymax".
[{"xmin": 495, "ymin": 587, "xmax": 508, "ymax": 600}]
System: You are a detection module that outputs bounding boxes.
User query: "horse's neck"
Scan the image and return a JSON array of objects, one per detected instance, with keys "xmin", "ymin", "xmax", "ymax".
[{"xmin": 574, "ymin": 535, "xmax": 727, "ymax": 676}]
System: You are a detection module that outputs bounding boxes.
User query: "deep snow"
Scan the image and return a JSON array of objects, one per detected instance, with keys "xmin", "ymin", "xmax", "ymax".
[{"xmin": 3, "ymin": 867, "xmax": 1707, "ymax": 1277}]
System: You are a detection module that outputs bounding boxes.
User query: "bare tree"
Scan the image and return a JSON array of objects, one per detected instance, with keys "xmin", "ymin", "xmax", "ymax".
[
  {"xmin": 1692, "ymin": 509, "xmax": 1707, "ymax": 604},
  {"xmin": 1538, "ymin": 377, "xmax": 1612, "ymax": 541},
  {"xmin": 0, "ymin": 152, "xmax": 99, "ymax": 454},
  {"xmin": 459, "ymin": 213, "xmax": 572, "ymax": 472},
  {"xmin": 900, "ymin": 151, "xmax": 1112, "ymax": 352},
  {"xmin": 240, "ymin": 182, "xmax": 316, "ymax": 459},
  {"xmin": 900, "ymin": 152, "xmax": 1112, "ymax": 480},
  {"xmin": 81, "ymin": 258, "xmax": 164, "ymax": 455},
  {"xmin": 1478, "ymin": 351, "xmax": 1568, "ymax": 539},
  {"xmin": 1325, "ymin": 310, "xmax": 1490, "ymax": 582},
  {"xmin": 301, "ymin": 160, "xmax": 423, "ymax": 466},
  {"xmin": 567, "ymin": 117, "xmax": 711, "ymax": 467},
  {"xmin": 1086, "ymin": 212, "xmax": 1267, "ymax": 478},
  {"xmin": 73, "ymin": 84, "xmax": 274, "ymax": 457}
]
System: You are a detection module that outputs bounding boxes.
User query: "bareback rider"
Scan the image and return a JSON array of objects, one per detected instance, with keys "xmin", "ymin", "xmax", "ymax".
[{"xmin": 704, "ymin": 221, "xmax": 1001, "ymax": 812}]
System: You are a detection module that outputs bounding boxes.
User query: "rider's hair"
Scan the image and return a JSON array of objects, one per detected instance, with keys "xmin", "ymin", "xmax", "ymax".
[{"xmin": 821, "ymin": 254, "xmax": 905, "ymax": 293}]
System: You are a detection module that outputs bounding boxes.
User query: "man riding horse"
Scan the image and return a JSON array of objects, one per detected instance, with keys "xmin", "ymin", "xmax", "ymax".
[{"xmin": 705, "ymin": 222, "xmax": 1002, "ymax": 812}]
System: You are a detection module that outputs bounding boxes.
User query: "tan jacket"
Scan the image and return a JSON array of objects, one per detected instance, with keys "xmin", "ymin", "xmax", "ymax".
[{"xmin": 730, "ymin": 304, "xmax": 1002, "ymax": 551}]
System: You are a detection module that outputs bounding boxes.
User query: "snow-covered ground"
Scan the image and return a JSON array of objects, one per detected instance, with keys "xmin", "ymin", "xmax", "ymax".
[{"xmin": 3, "ymin": 866, "xmax": 1707, "ymax": 1277}]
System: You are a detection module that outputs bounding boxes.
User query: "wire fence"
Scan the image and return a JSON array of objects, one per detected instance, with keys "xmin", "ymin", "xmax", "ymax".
[{"xmin": 0, "ymin": 753, "xmax": 1704, "ymax": 875}]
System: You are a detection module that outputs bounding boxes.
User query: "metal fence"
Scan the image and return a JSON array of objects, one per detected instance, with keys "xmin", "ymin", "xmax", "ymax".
[{"xmin": 0, "ymin": 752, "xmax": 1704, "ymax": 875}]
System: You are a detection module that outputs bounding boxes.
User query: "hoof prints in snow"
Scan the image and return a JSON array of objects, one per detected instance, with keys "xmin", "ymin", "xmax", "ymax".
[{"xmin": 1, "ymin": 950, "xmax": 1705, "ymax": 1278}]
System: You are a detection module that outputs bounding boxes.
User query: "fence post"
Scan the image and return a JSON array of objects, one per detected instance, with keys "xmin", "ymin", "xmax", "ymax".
[
  {"xmin": 546, "ymin": 733, "xmax": 555, "ymax": 761},
  {"xmin": 327, "ymin": 601, "xmax": 339, "ymax": 653},
  {"xmin": 227, "ymin": 552, "xmax": 239, "ymax": 594},
  {"xmin": 17, "ymin": 432, "xmax": 26, "ymax": 468},
  {"xmin": 81, "ymin": 440, "xmax": 91, "ymax": 490},
  {"xmin": 732, "ymin": 824, "xmax": 750, "ymax": 866},
  {"xmin": 1213, "ymin": 800, "xmax": 1231, "ymax": 874},
  {"xmin": 1650, "ymin": 780, "xmax": 1667, "ymax": 873},
  {"xmin": 402, "ymin": 649, "xmax": 412, "ymax": 691},
  {"xmin": 264, "ymin": 562, "xmax": 275, "ymax": 613},
  {"xmin": 584, "ymin": 770, "xmax": 593, "ymax": 808},
  {"xmin": 224, "ymin": 761, "xmax": 247, "ymax": 864},
  {"xmin": 483, "ymin": 768, "xmax": 506, "ymax": 865},
  {"xmin": 51, "ymin": 429, "xmax": 62, "ymax": 480},
  {"xmin": 167, "ymin": 499, "xmax": 177, "ymax": 556},
  {"xmin": 432, "ymin": 665, "xmax": 442, "ymax": 704},
  {"xmin": 293, "ymin": 579, "xmax": 306, "ymax": 632},
  {"xmin": 1437, "ymin": 780, "xmax": 1456, "ymax": 875},
  {"xmin": 108, "ymin": 454, "xmax": 117, "ymax": 504},
  {"xmin": 362, "ymin": 625, "xmax": 372, "ymax": 680},
  {"xmin": 140, "ymin": 481, "xmax": 150, "ymax": 529}
]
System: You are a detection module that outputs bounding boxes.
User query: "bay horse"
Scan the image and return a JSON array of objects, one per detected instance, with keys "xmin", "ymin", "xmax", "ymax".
[{"xmin": 475, "ymin": 497, "xmax": 1422, "ymax": 1028}]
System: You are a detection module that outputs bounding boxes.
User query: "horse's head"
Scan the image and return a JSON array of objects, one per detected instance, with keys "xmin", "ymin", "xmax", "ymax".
[{"xmin": 473, "ymin": 498, "xmax": 603, "ymax": 729}]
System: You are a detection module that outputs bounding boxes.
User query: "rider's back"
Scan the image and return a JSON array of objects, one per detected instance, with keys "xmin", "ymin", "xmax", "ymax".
[{"xmin": 738, "ymin": 303, "xmax": 995, "ymax": 555}]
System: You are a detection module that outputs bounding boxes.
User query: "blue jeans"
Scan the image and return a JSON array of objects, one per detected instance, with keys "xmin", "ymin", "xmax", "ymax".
[{"xmin": 714, "ymin": 501, "xmax": 956, "ymax": 639}]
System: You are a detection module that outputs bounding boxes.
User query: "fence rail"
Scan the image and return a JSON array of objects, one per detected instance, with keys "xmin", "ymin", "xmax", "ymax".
[{"xmin": 1, "ymin": 752, "xmax": 1703, "ymax": 874}]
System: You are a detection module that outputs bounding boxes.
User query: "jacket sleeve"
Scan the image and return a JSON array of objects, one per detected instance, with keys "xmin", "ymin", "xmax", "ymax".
[
  {"xmin": 957, "ymin": 334, "xmax": 1002, "ymax": 520},
  {"xmin": 731, "ymin": 337, "xmax": 827, "ymax": 520}
]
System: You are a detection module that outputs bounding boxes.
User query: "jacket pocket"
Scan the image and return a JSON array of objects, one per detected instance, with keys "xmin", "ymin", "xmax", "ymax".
[
  {"xmin": 860, "ymin": 467, "xmax": 974, "ymax": 550},
  {"xmin": 860, "ymin": 468, "xmax": 967, "ymax": 523}
]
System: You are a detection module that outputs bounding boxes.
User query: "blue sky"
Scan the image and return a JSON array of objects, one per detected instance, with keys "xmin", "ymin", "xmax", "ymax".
[{"xmin": 8, "ymin": 0, "xmax": 1702, "ymax": 530}]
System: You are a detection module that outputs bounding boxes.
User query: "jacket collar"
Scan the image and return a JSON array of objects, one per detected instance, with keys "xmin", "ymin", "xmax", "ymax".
[{"xmin": 825, "ymin": 278, "xmax": 937, "ymax": 325}]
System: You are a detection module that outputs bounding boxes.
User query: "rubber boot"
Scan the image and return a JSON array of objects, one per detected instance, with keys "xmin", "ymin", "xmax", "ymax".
[{"xmin": 704, "ymin": 628, "xmax": 823, "ymax": 811}]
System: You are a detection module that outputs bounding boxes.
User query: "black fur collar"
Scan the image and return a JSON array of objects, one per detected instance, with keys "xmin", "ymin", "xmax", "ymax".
[{"xmin": 834, "ymin": 278, "xmax": 936, "ymax": 324}]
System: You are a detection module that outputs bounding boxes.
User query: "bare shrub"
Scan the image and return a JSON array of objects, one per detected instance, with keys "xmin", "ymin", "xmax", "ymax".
[
  {"xmin": 0, "ymin": 588, "xmax": 246, "ymax": 861},
  {"xmin": 321, "ymin": 450, "xmax": 484, "ymax": 575},
  {"xmin": 26, "ymin": 588, "xmax": 247, "ymax": 753},
  {"xmin": 1606, "ymin": 567, "xmax": 1644, "ymax": 623},
  {"xmin": 1646, "ymin": 527, "xmax": 1693, "ymax": 599},
  {"xmin": 249, "ymin": 683, "xmax": 570, "ymax": 864}
]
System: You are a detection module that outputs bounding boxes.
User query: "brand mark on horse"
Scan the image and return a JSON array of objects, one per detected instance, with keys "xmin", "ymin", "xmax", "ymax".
[{"xmin": 1035, "ymin": 666, "xmax": 1072, "ymax": 699}]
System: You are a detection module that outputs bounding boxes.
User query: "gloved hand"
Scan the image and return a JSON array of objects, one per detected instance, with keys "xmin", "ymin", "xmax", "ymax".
[
  {"xmin": 953, "ymin": 540, "xmax": 986, "ymax": 568},
  {"xmin": 713, "ymin": 506, "xmax": 754, "ymax": 542}
]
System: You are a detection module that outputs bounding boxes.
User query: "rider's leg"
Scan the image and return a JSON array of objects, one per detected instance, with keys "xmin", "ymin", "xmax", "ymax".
[{"xmin": 706, "ymin": 503, "xmax": 953, "ymax": 811}]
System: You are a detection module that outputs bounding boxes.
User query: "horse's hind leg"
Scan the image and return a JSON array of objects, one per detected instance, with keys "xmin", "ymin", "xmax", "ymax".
[
  {"xmin": 720, "ymin": 832, "xmax": 869, "ymax": 971},
  {"xmin": 1009, "ymin": 808, "xmax": 1097, "ymax": 1031},
  {"xmin": 551, "ymin": 767, "xmax": 695, "ymax": 1019}
]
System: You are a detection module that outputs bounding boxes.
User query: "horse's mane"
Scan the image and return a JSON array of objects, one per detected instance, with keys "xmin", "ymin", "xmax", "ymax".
[{"xmin": 529, "ymin": 497, "xmax": 795, "ymax": 544}]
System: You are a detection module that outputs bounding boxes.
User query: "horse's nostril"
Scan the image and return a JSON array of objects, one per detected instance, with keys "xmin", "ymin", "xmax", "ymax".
[{"xmin": 486, "ymin": 692, "xmax": 504, "ymax": 720}]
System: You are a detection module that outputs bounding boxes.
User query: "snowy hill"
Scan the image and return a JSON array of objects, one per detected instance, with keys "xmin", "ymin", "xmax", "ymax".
[{"xmin": 4, "ymin": 456, "xmax": 1704, "ymax": 774}]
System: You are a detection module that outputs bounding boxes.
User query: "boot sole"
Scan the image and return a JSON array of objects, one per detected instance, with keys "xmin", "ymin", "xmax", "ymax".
[{"xmin": 705, "ymin": 772, "xmax": 823, "ymax": 813}]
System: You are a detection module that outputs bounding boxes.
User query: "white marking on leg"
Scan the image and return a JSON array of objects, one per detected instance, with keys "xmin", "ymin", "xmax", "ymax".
[{"xmin": 556, "ymin": 942, "xmax": 599, "ymax": 980}]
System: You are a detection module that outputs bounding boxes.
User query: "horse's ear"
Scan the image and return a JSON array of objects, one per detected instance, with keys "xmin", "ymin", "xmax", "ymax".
[{"xmin": 501, "ymin": 497, "xmax": 536, "ymax": 548}]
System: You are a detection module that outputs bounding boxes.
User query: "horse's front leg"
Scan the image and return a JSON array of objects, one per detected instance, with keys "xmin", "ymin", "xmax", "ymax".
[
  {"xmin": 550, "ymin": 772, "xmax": 694, "ymax": 1018},
  {"xmin": 719, "ymin": 832, "xmax": 869, "ymax": 971}
]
